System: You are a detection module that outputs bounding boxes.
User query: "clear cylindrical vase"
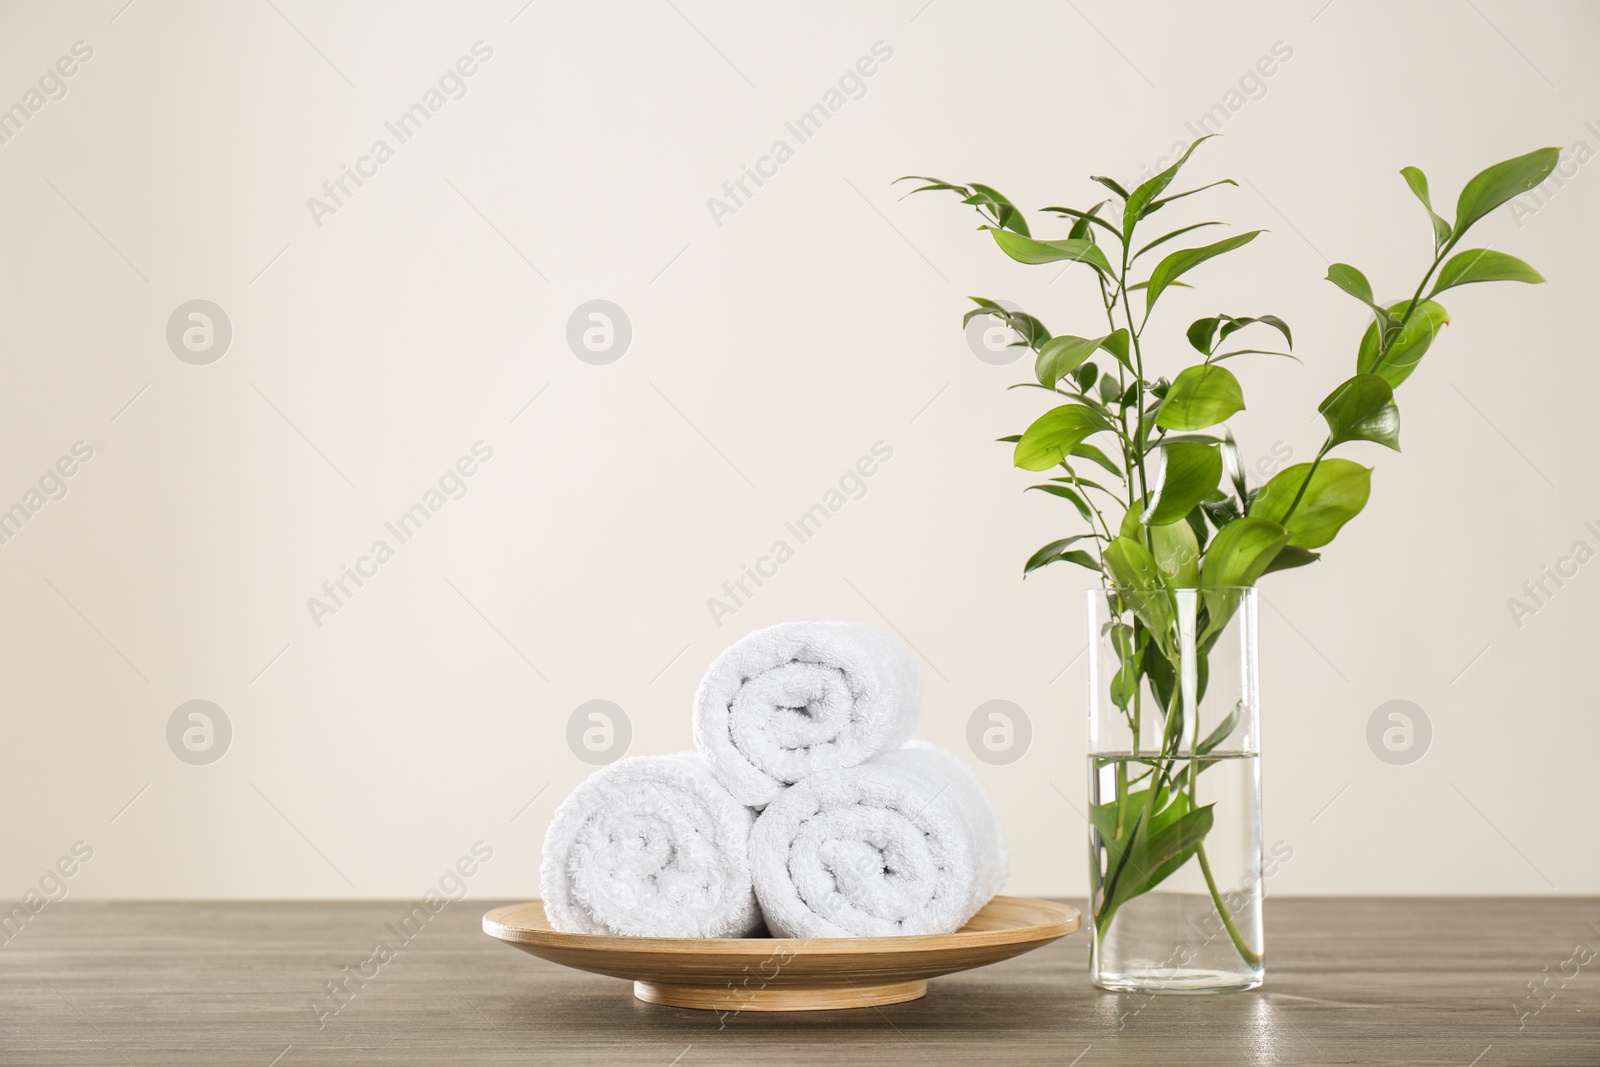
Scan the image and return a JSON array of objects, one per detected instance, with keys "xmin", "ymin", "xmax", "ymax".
[{"xmin": 1087, "ymin": 586, "xmax": 1264, "ymax": 993}]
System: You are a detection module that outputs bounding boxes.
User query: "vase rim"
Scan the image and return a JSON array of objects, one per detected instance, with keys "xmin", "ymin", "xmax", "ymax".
[{"xmin": 1087, "ymin": 585, "xmax": 1257, "ymax": 593}]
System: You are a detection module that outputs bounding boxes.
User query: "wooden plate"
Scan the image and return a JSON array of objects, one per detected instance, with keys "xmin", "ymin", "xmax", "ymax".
[{"xmin": 482, "ymin": 895, "xmax": 1079, "ymax": 1012}]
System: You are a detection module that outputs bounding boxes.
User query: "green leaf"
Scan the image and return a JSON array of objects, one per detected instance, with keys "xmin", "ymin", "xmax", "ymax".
[
  {"xmin": 1036, "ymin": 334, "xmax": 1109, "ymax": 388},
  {"xmin": 1197, "ymin": 703, "xmax": 1241, "ymax": 755},
  {"xmin": 1090, "ymin": 175, "xmax": 1130, "ymax": 199},
  {"xmin": 1071, "ymin": 442, "xmax": 1124, "ymax": 479},
  {"xmin": 1040, "ymin": 202, "xmax": 1122, "ymax": 242},
  {"xmin": 1187, "ymin": 316, "xmax": 1223, "ymax": 355},
  {"xmin": 1326, "ymin": 263, "xmax": 1383, "ymax": 312},
  {"xmin": 1221, "ymin": 314, "xmax": 1292, "ymax": 350},
  {"xmin": 1155, "ymin": 365, "xmax": 1246, "ymax": 431},
  {"xmin": 1200, "ymin": 493, "xmax": 1242, "ymax": 530},
  {"xmin": 1100, "ymin": 328, "xmax": 1132, "ymax": 371},
  {"xmin": 1133, "ymin": 221, "xmax": 1224, "ymax": 263},
  {"xmin": 1221, "ymin": 427, "xmax": 1249, "ymax": 503},
  {"xmin": 1151, "ymin": 516, "xmax": 1201, "ymax": 588},
  {"xmin": 1249, "ymin": 459, "xmax": 1371, "ymax": 549},
  {"xmin": 961, "ymin": 301, "xmax": 1002, "ymax": 329},
  {"xmin": 1318, "ymin": 373, "xmax": 1401, "ymax": 451},
  {"xmin": 1118, "ymin": 502, "xmax": 1200, "ymax": 588},
  {"xmin": 1357, "ymin": 300, "xmax": 1450, "ymax": 389},
  {"xmin": 1089, "ymin": 782, "xmax": 1177, "ymax": 897},
  {"xmin": 1123, "ymin": 135, "xmax": 1215, "ymax": 234},
  {"xmin": 1209, "ymin": 348, "xmax": 1301, "ymax": 365},
  {"xmin": 1109, "ymin": 658, "xmax": 1141, "ymax": 711},
  {"xmin": 1023, "ymin": 536, "xmax": 1100, "ymax": 576},
  {"xmin": 963, "ymin": 298, "xmax": 1051, "ymax": 348},
  {"xmin": 1142, "ymin": 442, "xmax": 1222, "ymax": 526},
  {"xmin": 1400, "ymin": 166, "xmax": 1453, "ymax": 248},
  {"xmin": 1103, "ymin": 536, "xmax": 1162, "ymax": 590},
  {"xmin": 1097, "ymin": 373, "xmax": 1122, "ymax": 406},
  {"xmin": 1058, "ymin": 550, "xmax": 1098, "ymax": 572},
  {"xmin": 1200, "ymin": 517, "xmax": 1290, "ymax": 588},
  {"xmin": 894, "ymin": 175, "xmax": 971, "ymax": 199},
  {"xmin": 1025, "ymin": 483, "xmax": 1094, "ymax": 522},
  {"xmin": 987, "ymin": 228, "xmax": 1115, "ymax": 277},
  {"xmin": 1109, "ymin": 800, "xmax": 1216, "ymax": 912},
  {"xmin": 1186, "ymin": 505, "xmax": 1211, "ymax": 553},
  {"xmin": 1014, "ymin": 405, "xmax": 1115, "ymax": 471},
  {"xmin": 1087, "ymin": 788, "xmax": 1125, "ymax": 845},
  {"xmin": 1140, "ymin": 636, "xmax": 1176, "ymax": 713},
  {"xmin": 1263, "ymin": 544, "xmax": 1321, "ymax": 574},
  {"xmin": 1104, "ymin": 545, "xmax": 1178, "ymax": 653},
  {"xmin": 1190, "ymin": 314, "xmax": 1294, "ymax": 357},
  {"xmin": 1454, "ymin": 147, "xmax": 1560, "ymax": 237},
  {"xmin": 1429, "ymin": 248, "xmax": 1545, "ymax": 297},
  {"xmin": 1145, "ymin": 231, "xmax": 1263, "ymax": 312},
  {"xmin": 964, "ymin": 182, "xmax": 1030, "ymax": 235},
  {"xmin": 1148, "ymin": 178, "xmax": 1238, "ymax": 214},
  {"xmin": 1047, "ymin": 474, "xmax": 1113, "ymax": 494}
]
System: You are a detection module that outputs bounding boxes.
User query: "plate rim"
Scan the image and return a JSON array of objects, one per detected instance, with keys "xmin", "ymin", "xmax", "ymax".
[{"xmin": 482, "ymin": 894, "xmax": 1080, "ymax": 956}]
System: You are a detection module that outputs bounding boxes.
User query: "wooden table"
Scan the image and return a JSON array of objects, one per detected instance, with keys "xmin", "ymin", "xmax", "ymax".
[{"xmin": 2, "ymin": 898, "xmax": 1596, "ymax": 1065}]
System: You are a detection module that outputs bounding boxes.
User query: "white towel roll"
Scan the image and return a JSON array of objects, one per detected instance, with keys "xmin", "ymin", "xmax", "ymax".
[
  {"xmin": 749, "ymin": 743, "xmax": 1008, "ymax": 938},
  {"xmin": 693, "ymin": 621, "xmax": 923, "ymax": 807},
  {"xmin": 539, "ymin": 753, "xmax": 762, "ymax": 938}
]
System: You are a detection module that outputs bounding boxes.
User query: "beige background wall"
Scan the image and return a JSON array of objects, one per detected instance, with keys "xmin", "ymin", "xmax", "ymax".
[{"xmin": 1, "ymin": 0, "xmax": 1595, "ymax": 902}]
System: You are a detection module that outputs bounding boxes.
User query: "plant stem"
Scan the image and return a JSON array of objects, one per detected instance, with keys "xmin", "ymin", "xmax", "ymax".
[
  {"xmin": 1196, "ymin": 841, "xmax": 1263, "ymax": 969},
  {"xmin": 1277, "ymin": 239, "xmax": 1460, "ymax": 527},
  {"xmin": 1370, "ymin": 237, "xmax": 1456, "ymax": 376},
  {"xmin": 1278, "ymin": 439, "xmax": 1329, "ymax": 525},
  {"xmin": 1129, "ymin": 641, "xmax": 1143, "ymax": 758},
  {"xmin": 1114, "ymin": 246, "xmax": 1150, "ymax": 509},
  {"xmin": 1096, "ymin": 272, "xmax": 1139, "ymax": 511}
]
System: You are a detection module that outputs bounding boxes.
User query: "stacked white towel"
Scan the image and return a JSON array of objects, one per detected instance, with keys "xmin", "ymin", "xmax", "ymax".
[
  {"xmin": 539, "ymin": 753, "xmax": 763, "ymax": 938},
  {"xmin": 693, "ymin": 621, "xmax": 923, "ymax": 807},
  {"xmin": 540, "ymin": 622, "xmax": 1007, "ymax": 939},
  {"xmin": 749, "ymin": 743, "xmax": 1009, "ymax": 938}
]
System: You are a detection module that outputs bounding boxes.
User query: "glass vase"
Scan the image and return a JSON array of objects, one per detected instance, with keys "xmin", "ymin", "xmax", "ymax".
[{"xmin": 1086, "ymin": 585, "xmax": 1264, "ymax": 993}]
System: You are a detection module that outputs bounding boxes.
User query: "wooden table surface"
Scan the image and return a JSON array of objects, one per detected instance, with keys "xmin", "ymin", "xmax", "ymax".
[{"xmin": 2, "ymin": 898, "xmax": 1597, "ymax": 1066}]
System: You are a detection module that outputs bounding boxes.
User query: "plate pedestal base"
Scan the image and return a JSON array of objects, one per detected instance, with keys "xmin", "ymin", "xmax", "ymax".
[{"xmin": 633, "ymin": 978, "xmax": 928, "ymax": 1012}]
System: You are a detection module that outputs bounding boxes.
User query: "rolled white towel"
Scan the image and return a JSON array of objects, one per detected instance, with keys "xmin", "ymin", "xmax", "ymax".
[
  {"xmin": 749, "ymin": 743, "xmax": 1008, "ymax": 938},
  {"xmin": 693, "ymin": 621, "xmax": 923, "ymax": 807},
  {"xmin": 540, "ymin": 753, "xmax": 762, "ymax": 938}
]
